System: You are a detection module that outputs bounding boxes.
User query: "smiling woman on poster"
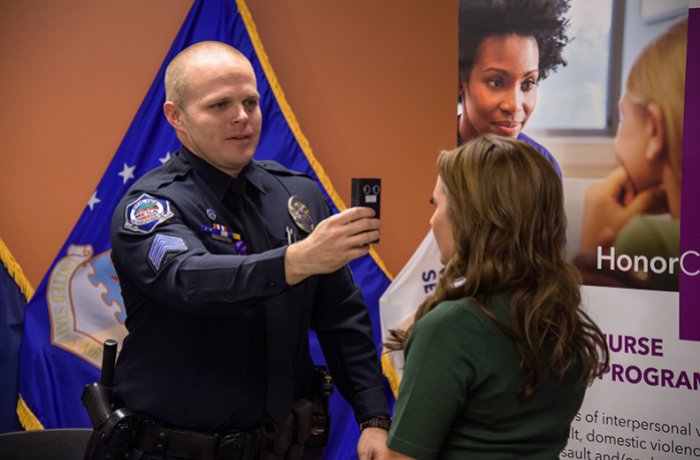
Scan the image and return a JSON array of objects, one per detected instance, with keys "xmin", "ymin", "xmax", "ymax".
[{"xmin": 457, "ymin": 0, "xmax": 571, "ymax": 174}]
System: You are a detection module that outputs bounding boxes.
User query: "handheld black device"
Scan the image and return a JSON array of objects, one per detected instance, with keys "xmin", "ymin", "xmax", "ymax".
[
  {"xmin": 351, "ymin": 178, "xmax": 381, "ymax": 244},
  {"xmin": 351, "ymin": 178, "xmax": 381, "ymax": 219}
]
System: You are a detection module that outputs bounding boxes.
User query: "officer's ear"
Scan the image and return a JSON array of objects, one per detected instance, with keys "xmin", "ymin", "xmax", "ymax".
[{"xmin": 163, "ymin": 101, "xmax": 184, "ymax": 131}]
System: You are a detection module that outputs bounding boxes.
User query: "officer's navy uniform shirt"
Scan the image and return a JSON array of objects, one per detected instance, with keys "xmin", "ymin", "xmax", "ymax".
[{"xmin": 110, "ymin": 148, "xmax": 388, "ymax": 432}]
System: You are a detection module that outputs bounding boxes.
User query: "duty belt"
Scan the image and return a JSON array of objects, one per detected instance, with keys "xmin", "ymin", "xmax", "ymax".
[{"xmin": 134, "ymin": 420, "xmax": 261, "ymax": 460}]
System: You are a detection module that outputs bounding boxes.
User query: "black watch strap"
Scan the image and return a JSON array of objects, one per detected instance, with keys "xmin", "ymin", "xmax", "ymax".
[{"xmin": 359, "ymin": 416, "xmax": 391, "ymax": 431}]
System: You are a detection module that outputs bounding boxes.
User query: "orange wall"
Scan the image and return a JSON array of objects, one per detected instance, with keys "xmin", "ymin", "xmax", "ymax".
[{"xmin": 0, "ymin": 1, "xmax": 456, "ymax": 287}]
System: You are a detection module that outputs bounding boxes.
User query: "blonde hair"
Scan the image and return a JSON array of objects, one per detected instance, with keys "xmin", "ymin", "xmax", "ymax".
[
  {"xmin": 626, "ymin": 19, "xmax": 687, "ymax": 182},
  {"xmin": 388, "ymin": 135, "xmax": 608, "ymax": 398},
  {"xmin": 164, "ymin": 41, "xmax": 250, "ymax": 108}
]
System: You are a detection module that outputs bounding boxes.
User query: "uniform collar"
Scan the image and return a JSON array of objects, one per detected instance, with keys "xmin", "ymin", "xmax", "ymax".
[
  {"xmin": 227, "ymin": 163, "xmax": 266, "ymax": 198},
  {"xmin": 181, "ymin": 148, "xmax": 230, "ymax": 200},
  {"xmin": 180, "ymin": 148, "xmax": 266, "ymax": 199},
  {"xmin": 242, "ymin": 161, "xmax": 267, "ymax": 195}
]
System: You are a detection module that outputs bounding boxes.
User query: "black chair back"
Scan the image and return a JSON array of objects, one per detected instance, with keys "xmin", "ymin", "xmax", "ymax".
[{"xmin": 0, "ymin": 428, "xmax": 91, "ymax": 460}]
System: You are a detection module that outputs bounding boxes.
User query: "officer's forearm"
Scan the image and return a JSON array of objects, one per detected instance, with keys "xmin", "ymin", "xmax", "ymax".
[{"xmin": 284, "ymin": 241, "xmax": 311, "ymax": 285}]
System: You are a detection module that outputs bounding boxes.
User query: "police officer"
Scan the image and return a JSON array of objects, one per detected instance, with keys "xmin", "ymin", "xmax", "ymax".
[{"xmin": 108, "ymin": 41, "xmax": 390, "ymax": 459}]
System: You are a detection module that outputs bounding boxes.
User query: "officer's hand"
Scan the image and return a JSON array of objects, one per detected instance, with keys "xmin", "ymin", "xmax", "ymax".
[
  {"xmin": 285, "ymin": 207, "xmax": 380, "ymax": 285},
  {"xmin": 357, "ymin": 427, "xmax": 390, "ymax": 460}
]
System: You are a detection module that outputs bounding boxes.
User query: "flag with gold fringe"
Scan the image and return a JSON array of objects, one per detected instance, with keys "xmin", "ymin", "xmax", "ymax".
[
  {"xmin": 0, "ymin": 237, "xmax": 33, "ymax": 432},
  {"xmin": 17, "ymin": 1, "xmax": 392, "ymax": 457}
]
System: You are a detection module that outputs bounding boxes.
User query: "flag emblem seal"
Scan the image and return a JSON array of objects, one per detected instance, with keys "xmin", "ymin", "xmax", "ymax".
[{"xmin": 47, "ymin": 244, "xmax": 127, "ymax": 367}]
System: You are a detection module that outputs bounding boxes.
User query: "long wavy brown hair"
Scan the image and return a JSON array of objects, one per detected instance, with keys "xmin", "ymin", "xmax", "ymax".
[{"xmin": 387, "ymin": 135, "xmax": 608, "ymax": 399}]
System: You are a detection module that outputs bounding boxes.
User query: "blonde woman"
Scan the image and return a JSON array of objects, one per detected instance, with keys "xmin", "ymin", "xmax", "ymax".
[
  {"xmin": 578, "ymin": 19, "xmax": 687, "ymax": 291},
  {"xmin": 386, "ymin": 135, "xmax": 608, "ymax": 459}
]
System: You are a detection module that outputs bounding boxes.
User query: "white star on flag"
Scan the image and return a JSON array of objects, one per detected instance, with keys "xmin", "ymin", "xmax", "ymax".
[
  {"xmin": 159, "ymin": 152, "xmax": 172, "ymax": 164},
  {"xmin": 87, "ymin": 191, "xmax": 101, "ymax": 211},
  {"xmin": 118, "ymin": 163, "xmax": 136, "ymax": 184}
]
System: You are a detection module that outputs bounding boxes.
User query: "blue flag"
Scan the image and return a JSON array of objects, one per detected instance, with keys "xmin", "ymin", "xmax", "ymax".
[
  {"xmin": 0, "ymin": 238, "xmax": 32, "ymax": 432},
  {"xmin": 17, "ymin": 0, "xmax": 392, "ymax": 457}
]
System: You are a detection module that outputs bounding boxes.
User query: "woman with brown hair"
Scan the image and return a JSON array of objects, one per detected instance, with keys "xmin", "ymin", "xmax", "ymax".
[{"xmin": 385, "ymin": 135, "xmax": 608, "ymax": 459}]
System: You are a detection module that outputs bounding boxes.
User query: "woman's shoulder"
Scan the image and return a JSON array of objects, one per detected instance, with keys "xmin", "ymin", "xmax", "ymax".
[
  {"xmin": 517, "ymin": 132, "xmax": 562, "ymax": 178},
  {"xmin": 517, "ymin": 132, "xmax": 548, "ymax": 153},
  {"xmin": 418, "ymin": 294, "xmax": 511, "ymax": 332},
  {"xmin": 407, "ymin": 294, "xmax": 513, "ymax": 361}
]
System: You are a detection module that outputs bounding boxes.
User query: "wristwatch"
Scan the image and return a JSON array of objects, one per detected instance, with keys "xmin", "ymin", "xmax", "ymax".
[{"xmin": 359, "ymin": 416, "xmax": 391, "ymax": 431}]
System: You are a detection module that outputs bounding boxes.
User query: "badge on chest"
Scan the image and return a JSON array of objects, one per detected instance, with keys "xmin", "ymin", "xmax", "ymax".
[{"xmin": 288, "ymin": 195, "xmax": 314, "ymax": 233}]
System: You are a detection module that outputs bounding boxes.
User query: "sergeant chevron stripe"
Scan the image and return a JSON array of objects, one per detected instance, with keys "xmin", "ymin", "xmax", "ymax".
[{"xmin": 147, "ymin": 234, "xmax": 188, "ymax": 271}]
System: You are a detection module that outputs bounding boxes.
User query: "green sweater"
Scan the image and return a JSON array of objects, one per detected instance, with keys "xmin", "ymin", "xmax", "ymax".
[
  {"xmin": 388, "ymin": 294, "xmax": 584, "ymax": 460},
  {"xmin": 615, "ymin": 215, "xmax": 680, "ymax": 291}
]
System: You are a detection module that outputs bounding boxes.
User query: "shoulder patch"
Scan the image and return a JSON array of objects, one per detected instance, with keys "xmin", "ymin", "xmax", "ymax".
[
  {"xmin": 124, "ymin": 193, "xmax": 174, "ymax": 234},
  {"xmin": 147, "ymin": 234, "xmax": 188, "ymax": 272}
]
